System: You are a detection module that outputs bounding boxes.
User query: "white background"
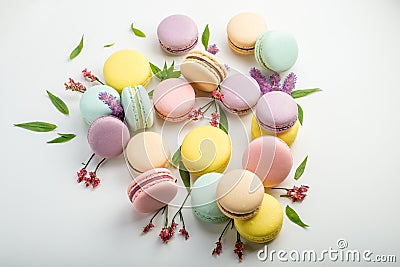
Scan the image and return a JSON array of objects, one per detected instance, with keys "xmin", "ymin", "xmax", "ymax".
[{"xmin": 1, "ymin": 0, "xmax": 400, "ymax": 266}]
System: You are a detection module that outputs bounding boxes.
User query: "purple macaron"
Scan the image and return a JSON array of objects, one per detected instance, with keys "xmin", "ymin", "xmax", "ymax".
[
  {"xmin": 220, "ymin": 74, "xmax": 261, "ymax": 115},
  {"xmin": 255, "ymin": 91, "xmax": 298, "ymax": 133},
  {"xmin": 87, "ymin": 116, "xmax": 130, "ymax": 158},
  {"xmin": 157, "ymin": 14, "xmax": 198, "ymax": 55}
]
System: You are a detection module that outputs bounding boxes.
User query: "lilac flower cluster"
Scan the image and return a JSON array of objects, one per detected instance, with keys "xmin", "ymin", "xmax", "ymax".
[
  {"xmin": 249, "ymin": 67, "xmax": 297, "ymax": 95},
  {"xmin": 98, "ymin": 92, "xmax": 124, "ymax": 121}
]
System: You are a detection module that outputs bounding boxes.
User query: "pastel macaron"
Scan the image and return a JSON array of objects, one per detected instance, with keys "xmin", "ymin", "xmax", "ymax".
[
  {"xmin": 220, "ymin": 74, "xmax": 261, "ymax": 115},
  {"xmin": 80, "ymin": 85, "xmax": 121, "ymax": 125},
  {"xmin": 180, "ymin": 50, "xmax": 227, "ymax": 92},
  {"xmin": 235, "ymin": 194, "xmax": 283, "ymax": 243},
  {"xmin": 256, "ymin": 91, "xmax": 298, "ymax": 133},
  {"xmin": 157, "ymin": 14, "xmax": 198, "ymax": 55},
  {"xmin": 153, "ymin": 78, "xmax": 195, "ymax": 122},
  {"xmin": 121, "ymin": 86, "xmax": 154, "ymax": 132},
  {"xmin": 103, "ymin": 50, "xmax": 152, "ymax": 93},
  {"xmin": 191, "ymin": 173, "xmax": 228, "ymax": 223},
  {"xmin": 255, "ymin": 30, "xmax": 298, "ymax": 72},
  {"xmin": 216, "ymin": 169, "xmax": 264, "ymax": 220},
  {"xmin": 227, "ymin": 12, "xmax": 267, "ymax": 55},
  {"xmin": 87, "ymin": 116, "xmax": 130, "ymax": 158},
  {"xmin": 127, "ymin": 168, "xmax": 177, "ymax": 213},
  {"xmin": 125, "ymin": 132, "xmax": 170, "ymax": 173},
  {"xmin": 242, "ymin": 136, "xmax": 293, "ymax": 188},
  {"xmin": 251, "ymin": 115, "xmax": 299, "ymax": 146},
  {"xmin": 181, "ymin": 126, "xmax": 231, "ymax": 177}
]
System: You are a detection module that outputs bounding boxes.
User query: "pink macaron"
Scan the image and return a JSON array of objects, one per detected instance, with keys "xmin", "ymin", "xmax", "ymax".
[
  {"xmin": 127, "ymin": 168, "xmax": 178, "ymax": 213},
  {"xmin": 153, "ymin": 78, "xmax": 196, "ymax": 122},
  {"xmin": 242, "ymin": 136, "xmax": 292, "ymax": 187},
  {"xmin": 87, "ymin": 116, "xmax": 130, "ymax": 158},
  {"xmin": 157, "ymin": 14, "xmax": 198, "ymax": 55},
  {"xmin": 220, "ymin": 74, "xmax": 261, "ymax": 115},
  {"xmin": 256, "ymin": 91, "xmax": 298, "ymax": 133}
]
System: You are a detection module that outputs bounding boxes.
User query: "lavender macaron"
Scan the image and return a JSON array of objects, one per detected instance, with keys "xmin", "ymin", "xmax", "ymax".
[
  {"xmin": 220, "ymin": 74, "xmax": 261, "ymax": 115},
  {"xmin": 256, "ymin": 91, "xmax": 298, "ymax": 133},
  {"xmin": 157, "ymin": 14, "xmax": 198, "ymax": 55}
]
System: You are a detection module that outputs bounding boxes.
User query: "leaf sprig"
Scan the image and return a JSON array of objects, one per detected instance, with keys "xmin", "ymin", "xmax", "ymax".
[
  {"xmin": 295, "ymin": 156, "xmax": 308, "ymax": 180},
  {"xmin": 201, "ymin": 24, "xmax": 210, "ymax": 50},
  {"xmin": 47, "ymin": 90, "xmax": 69, "ymax": 115},
  {"xmin": 131, "ymin": 23, "xmax": 146, "ymax": 38},
  {"xmin": 286, "ymin": 205, "xmax": 309, "ymax": 228},
  {"xmin": 69, "ymin": 34, "xmax": 84, "ymax": 60},
  {"xmin": 149, "ymin": 61, "xmax": 181, "ymax": 81}
]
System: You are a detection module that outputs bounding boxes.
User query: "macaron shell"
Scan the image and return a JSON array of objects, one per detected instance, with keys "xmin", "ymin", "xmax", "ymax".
[
  {"xmin": 181, "ymin": 126, "xmax": 231, "ymax": 176},
  {"xmin": 235, "ymin": 194, "xmax": 283, "ymax": 243},
  {"xmin": 80, "ymin": 85, "xmax": 120, "ymax": 125},
  {"xmin": 227, "ymin": 13, "xmax": 267, "ymax": 54},
  {"xmin": 251, "ymin": 115, "xmax": 299, "ymax": 146},
  {"xmin": 242, "ymin": 136, "xmax": 293, "ymax": 188},
  {"xmin": 136, "ymin": 86, "xmax": 154, "ymax": 128},
  {"xmin": 103, "ymin": 50, "xmax": 152, "ymax": 93},
  {"xmin": 121, "ymin": 87, "xmax": 140, "ymax": 131},
  {"xmin": 87, "ymin": 116, "xmax": 130, "ymax": 158}
]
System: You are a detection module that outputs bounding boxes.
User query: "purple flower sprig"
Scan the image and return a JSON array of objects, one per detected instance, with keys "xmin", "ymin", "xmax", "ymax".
[
  {"xmin": 249, "ymin": 67, "xmax": 297, "ymax": 95},
  {"xmin": 98, "ymin": 92, "xmax": 124, "ymax": 121},
  {"xmin": 207, "ymin": 44, "xmax": 219, "ymax": 55}
]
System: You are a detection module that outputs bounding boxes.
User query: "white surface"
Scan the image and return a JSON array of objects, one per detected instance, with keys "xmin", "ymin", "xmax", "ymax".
[{"xmin": 1, "ymin": 0, "xmax": 400, "ymax": 266}]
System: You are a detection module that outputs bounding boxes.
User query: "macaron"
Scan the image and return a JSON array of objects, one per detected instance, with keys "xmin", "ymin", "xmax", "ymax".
[
  {"xmin": 80, "ymin": 85, "xmax": 121, "ymax": 125},
  {"xmin": 157, "ymin": 14, "xmax": 198, "ymax": 55},
  {"xmin": 103, "ymin": 50, "xmax": 152, "ymax": 93},
  {"xmin": 227, "ymin": 12, "xmax": 267, "ymax": 55},
  {"xmin": 235, "ymin": 194, "xmax": 283, "ymax": 243},
  {"xmin": 180, "ymin": 50, "xmax": 227, "ymax": 92},
  {"xmin": 255, "ymin": 30, "xmax": 298, "ymax": 72},
  {"xmin": 216, "ymin": 169, "xmax": 264, "ymax": 220},
  {"xmin": 191, "ymin": 173, "xmax": 228, "ymax": 223},
  {"xmin": 251, "ymin": 115, "xmax": 299, "ymax": 146},
  {"xmin": 153, "ymin": 78, "xmax": 195, "ymax": 122},
  {"xmin": 127, "ymin": 168, "xmax": 178, "ymax": 213},
  {"xmin": 87, "ymin": 116, "xmax": 130, "ymax": 158},
  {"xmin": 242, "ymin": 136, "xmax": 293, "ymax": 188},
  {"xmin": 125, "ymin": 132, "xmax": 170, "ymax": 173},
  {"xmin": 256, "ymin": 91, "xmax": 298, "ymax": 133},
  {"xmin": 220, "ymin": 74, "xmax": 261, "ymax": 115},
  {"xmin": 121, "ymin": 86, "xmax": 154, "ymax": 132},
  {"xmin": 181, "ymin": 126, "xmax": 231, "ymax": 177}
]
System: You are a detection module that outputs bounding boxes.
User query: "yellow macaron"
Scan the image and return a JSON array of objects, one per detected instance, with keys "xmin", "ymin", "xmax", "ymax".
[
  {"xmin": 234, "ymin": 193, "xmax": 283, "ymax": 243},
  {"xmin": 251, "ymin": 115, "xmax": 299, "ymax": 146},
  {"xmin": 181, "ymin": 125, "xmax": 231, "ymax": 177},
  {"xmin": 103, "ymin": 50, "xmax": 152, "ymax": 93}
]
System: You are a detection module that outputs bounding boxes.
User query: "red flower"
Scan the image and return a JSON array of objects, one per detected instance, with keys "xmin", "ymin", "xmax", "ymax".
[
  {"xmin": 82, "ymin": 68, "xmax": 97, "ymax": 82},
  {"xmin": 209, "ymin": 112, "xmax": 220, "ymax": 127},
  {"xmin": 179, "ymin": 228, "xmax": 189, "ymax": 240},
  {"xmin": 142, "ymin": 222, "xmax": 155, "ymax": 234},
  {"xmin": 159, "ymin": 226, "xmax": 174, "ymax": 243},
  {"xmin": 171, "ymin": 221, "xmax": 178, "ymax": 229},
  {"xmin": 77, "ymin": 168, "xmax": 87, "ymax": 183},
  {"xmin": 287, "ymin": 185, "xmax": 309, "ymax": 202},
  {"xmin": 187, "ymin": 108, "xmax": 203, "ymax": 121},
  {"xmin": 64, "ymin": 78, "xmax": 86, "ymax": 93},
  {"xmin": 234, "ymin": 240, "xmax": 244, "ymax": 262},
  {"xmin": 212, "ymin": 89, "xmax": 224, "ymax": 101},
  {"xmin": 212, "ymin": 241, "xmax": 222, "ymax": 256}
]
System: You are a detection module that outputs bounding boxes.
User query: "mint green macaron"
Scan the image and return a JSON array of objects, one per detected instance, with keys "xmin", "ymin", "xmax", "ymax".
[
  {"xmin": 191, "ymin": 173, "xmax": 229, "ymax": 223},
  {"xmin": 255, "ymin": 30, "xmax": 298, "ymax": 72}
]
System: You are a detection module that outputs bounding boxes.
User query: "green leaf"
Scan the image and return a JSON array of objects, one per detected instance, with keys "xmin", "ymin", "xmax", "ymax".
[
  {"xmin": 201, "ymin": 24, "xmax": 210, "ymax": 50},
  {"xmin": 69, "ymin": 34, "xmax": 84, "ymax": 60},
  {"xmin": 163, "ymin": 61, "xmax": 167, "ymax": 71},
  {"xmin": 14, "ymin": 121, "xmax": 57, "ymax": 132},
  {"xmin": 218, "ymin": 102, "xmax": 229, "ymax": 134},
  {"xmin": 46, "ymin": 90, "xmax": 69, "ymax": 115},
  {"xmin": 148, "ymin": 90, "xmax": 154, "ymax": 97},
  {"xmin": 149, "ymin": 62, "xmax": 161, "ymax": 74},
  {"xmin": 131, "ymin": 23, "xmax": 146, "ymax": 38},
  {"xmin": 179, "ymin": 161, "xmax": 191, "ymax": 191},
  {"xmin": 291, "ymin": 88, "xmax": 321, "ymax": 99},
  {"xmin": 286, "ymin": 205, "xmax": 309, "ymax": 228},
  {"xmin": 150, "ymin": 61, "xmax": 181, "ymax": 81},
  {"xmin": 103, "ymin": 43, "xmax": 115, "ymax": 48},
  {"xmin": 295, "ymin": 156, "xmax": 308, "ymax": 180},
  {"xmin": 297, "ymin": 103, "xmax": 303, "ymax": 125},
  {"xmin": 47, "ymin": 133, "xmax": 76, "ymax": 144},
  {"xmin": 168, "ymin": 71, "xmax": 181, "ymax": 78},
  {"xmin": 172, "ymin": 146, "xmax": 182, "ymax": 167}
]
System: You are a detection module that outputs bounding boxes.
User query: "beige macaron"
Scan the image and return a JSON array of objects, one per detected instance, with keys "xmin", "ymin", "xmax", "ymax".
[
  {"xmin": 216, "ymin": 169, "xmax": 264, "ymax": 220},
  {"xmin": 125, "ymin": 132, "xmax": 171, "ymax": 173}
]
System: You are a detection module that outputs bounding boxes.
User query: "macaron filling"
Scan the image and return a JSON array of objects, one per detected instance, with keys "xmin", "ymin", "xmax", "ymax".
[
  {"xmin": 159, "ymin": 37, "xmax": 198, "ymax": 54},
  {"xmin": 128, "ymin": 175, "xmax": 173, "ymax": 201},
  {"xmin": 221, "ymin": 101, "xmax": 251, "ymax": 115},
  {"xmin": 217, "ymin": 202, "xmax": 258, "ymax": 219},
  {"xmin": 153, "ymin": 105, "xmax": 192, "ymax": 121},
  {"xmin": 228, "ymin": 37, "xmax": 255, "ymax": 52},
  {"xmin": 256, "ymin": 116, "xmax": 296, "ymax": 132},
  {"xmin": 186, "ymin": 55, "xmax": 224, "ymax": 81}
]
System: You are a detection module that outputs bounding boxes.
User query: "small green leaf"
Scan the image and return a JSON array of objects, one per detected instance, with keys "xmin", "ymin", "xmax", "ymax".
[
  {"xmin": 286, "ymin": 205, "xmax": 309, "ymax": 228},
  {"xmin": 172, "ymin": 146, "xmax": 182, "ymax": 167},
  {"xmin": 131, "ymin": 23, "xmax": 146, "ymax": 38},
  {"xmin": 103, "ymin": 43, "xmax": 115, "ymax": 48},
  {"xmin": 297, "ymin": 103, "xmax": 303, "ymax": 125},
  {"xmin": 168, "ymin": 71, "xmax": 181, "ymax": 78},
  {"xmin": 69, "ymin": 34, "xmax": 84, "ymax": 60},
  {"xmin": 47, "ymin": 133, "xmax": 76, "ymax": 144},
  {"xmin": 295, "ymin": 156, "xmax": 308, "ymax": 180},
  {"xmin": 163, "ymin": 61, "xmax": 167, "ymax": 71},
  {"xmin": 148, "ymin": 90, "xmax": 154, "ymax": 97},
  {"xmin": 218, "ymin": 102, "xmax": 229, "ymax": 134},
  {"xmin": 291, "ymin": 88, "xmax": 321, "ymax": 99},
  {"xmin": 201, "ymin": 24, "xmax": 210, "ymax": 50},
  {"xmin": 46, "ymin": 90, "xmax": 69, "ymax": 115},
  {"xmin": 149, "ymin": 62, "xmax": 161, "ymax": 75},
  {"xmin": 14, "ymin": 121, "xmax": 57, "ymax": 132},
  {"xmin": 179, "ymin": 161, "xmax": 191, "ymax": 191},
  {"xmin": 150, "ymin": 61, "xmax": 181, "ymax": 81}
]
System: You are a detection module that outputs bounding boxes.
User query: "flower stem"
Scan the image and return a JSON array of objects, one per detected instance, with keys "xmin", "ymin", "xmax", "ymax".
[
  {"xmin": 202, "ymin": 100, "xmax": 214, "ymax": 114},
  {"xmin": 271, "ymin": 187, "xmax": 289, "ymax": 191},
  {"xmin": 94, "ymin": 158, "xmax": 106, "ymax": 174},
  {"xmin": 164, "ymin": 205, "xmax": 169, "ymax": 227},
  {"xmin": 150, "ymin": 206, "xmax": 165, "ymax": 223},
  {"xmin": 172, "ymin": 189, "xmax": 192, "ymax": 228},
  {"xmin": 96, "ymin": 78, "xmax": 105, "ymax": 85},
  {"xmin": 82, "ymin": 153, "xmax": 95, "ymax": 169},
  {"xmin": 218, "ymin": 219, "xmax": 233, "ymax": 241}
]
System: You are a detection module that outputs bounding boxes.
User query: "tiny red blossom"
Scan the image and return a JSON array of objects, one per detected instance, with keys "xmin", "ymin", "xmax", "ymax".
[
  {"xmin": 159, "ymin": 226, "xmax": 174, "ymax": 243},
  {"xmin": 212, "ymin": 89, "xmax": 224, "ymax": 101},
  {"xmin": 64, "ymin": 78, "xmax": 86, "ymax": 92},
  {"xmin": 82, "ymin": 68, "xmax": 97, "ymax": 82},
  {"xmin": 212, "ymin": 241, "xmax": 222, "ymax": 256},
  {"xmin": 142, "ymin": 222, "xmax": 154, "ymax": 234},
  {"xmin": 179, "ymin": 228, "xmax": 189, "ymax": 240},
  {"xmin": 234, "ymin": 240, "xmax": 245, "ymax": 262},
  {"xmin": 287, "ymin": 185, "xmax": 309, "ymax": 202}
]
